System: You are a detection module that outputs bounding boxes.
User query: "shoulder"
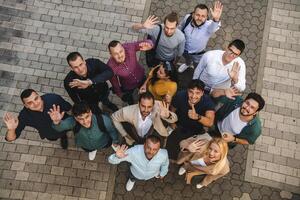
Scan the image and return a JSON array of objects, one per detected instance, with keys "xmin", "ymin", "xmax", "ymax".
[
  {"xmin": 42, "ymin": 93, "xmax": 62, "ymax": 102},
  {"xmin": 175, "ymin": 29, "xmax": 185, "ymax": 40},
  {"xmin": 64, "ymin": 71, "xmax": 76, "ymax": 82}
]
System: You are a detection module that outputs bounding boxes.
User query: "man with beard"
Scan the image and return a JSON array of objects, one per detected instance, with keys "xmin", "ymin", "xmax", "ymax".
[
  {"xmin": 132, "ymin": 12, "xmax": 185, "ymax": 68},
  {"xmin": 178, "ymin": 1, "xmax": 223, "ymax": 73},
  {"xmin": 166, "ymin": 79, "xmax": 215, "ymax": 160},
  {"xmin": 111, "ymin": 92, "xmax": 177, "ymax": 146},
  {"xmin": 108, "ymin": 135, "xmax": 169, "ymax": 191},
  {"xmin": 214, "ymin": 92, "xmax": 265, "ymax": 148}
]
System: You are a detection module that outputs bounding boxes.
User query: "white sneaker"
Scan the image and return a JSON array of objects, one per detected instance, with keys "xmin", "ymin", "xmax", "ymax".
[
  {"xmin": 196, "ymin": 183, "xmax": 203, "ymax": 189},
  {"xmin": 126, "ymin": 179, "xmax": 135, "ymax": 191},
  {"xmin": 88, "ymin": 150, "xmax": 97, "ymax": 160},
  {"xmin": 178, "ymin": 64, "xmax": 189, "ymax": 73},
  {"xmin": 178, "ymin": 166, "xmax": 186, "ymax": 175}
]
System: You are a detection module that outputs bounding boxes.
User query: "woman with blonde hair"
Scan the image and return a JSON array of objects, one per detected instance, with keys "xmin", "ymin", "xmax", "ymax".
[
  {"xmin": 139, "ymin": 63, "xmax": 177, "ymax": 103},
  {"xmin": 177, "ymin": 136, "xmax": 229, "ymax": 189}
]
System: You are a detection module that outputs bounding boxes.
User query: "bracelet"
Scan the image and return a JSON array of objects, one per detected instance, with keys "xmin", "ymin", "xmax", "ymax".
[{"xmin": 167, "ymin": 113, "xmax": 172, "ymax": 119}]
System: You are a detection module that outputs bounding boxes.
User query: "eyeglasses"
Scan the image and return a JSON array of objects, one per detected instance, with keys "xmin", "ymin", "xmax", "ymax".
[{"xmin": 228, "ymin": 48, "xmax": 240, "ymax": 57}]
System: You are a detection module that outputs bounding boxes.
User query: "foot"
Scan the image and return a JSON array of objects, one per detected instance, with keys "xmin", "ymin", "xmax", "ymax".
[
  {"xmin": 196, "ymin": 183, "xmax": 203, "ymax": 189},
  {"xmin": 88, "ymin": 150, "xmax": 97, "ymax": 160},
  {"xmin": 178, "ymin": 166, "xmax": 186, "ymax": 175},
  {"xmin": 178, "ymin": 63, "xmax": 192, "ymax": 73},
  {"xmin": 60, "ymin": 136, "xmax": 68, "ymax": 149},
  {"xmin": 126, "ymin": 179, "xmax": 135, "ymax": 191}
]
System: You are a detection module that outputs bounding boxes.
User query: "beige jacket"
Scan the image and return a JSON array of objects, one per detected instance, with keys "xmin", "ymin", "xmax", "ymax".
[{"xmin": 112, "ymin": 101, "xmax": 177, "ymax": 144}]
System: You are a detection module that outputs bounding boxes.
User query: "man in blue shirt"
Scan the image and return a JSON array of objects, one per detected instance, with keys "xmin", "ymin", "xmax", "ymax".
[
  {"xmin": 178, "ymin": 1, "xmax": 223, "ymax": 72},
  {"xmin": 3, "ymin": 89, "xmax": 72, "ymax": 149},
  {"xmin": 108, "ymin": 135, "xmax": 169, "ymax": 191}
]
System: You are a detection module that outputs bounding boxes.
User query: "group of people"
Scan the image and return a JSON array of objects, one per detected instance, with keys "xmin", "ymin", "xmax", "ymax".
[{"xmin": 3, "ymin": 1, "xmax": 266, "ymax": 192}]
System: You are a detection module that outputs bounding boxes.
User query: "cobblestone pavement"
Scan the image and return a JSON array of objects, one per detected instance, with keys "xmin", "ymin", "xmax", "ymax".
[
  {"xmin": 0, "ymin": 0, "xmax": 145, "ymax": 199},
  {"xmin": 113, "ymin": 0, "xmax": 300, "ymax": 199}
]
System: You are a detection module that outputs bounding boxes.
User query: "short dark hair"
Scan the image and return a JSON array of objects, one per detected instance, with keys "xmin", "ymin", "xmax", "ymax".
[
  {"xmin": 228, "ymin": 39, "xmax": 245, "ymax": 54},
  {"xmin": 194, "ymin": 4, "xmax": 209, "ymax": 13},
  {"xmin": 138, "ymin": 91, "xmax": 155, "ymax": 104},
  {"xmin": 187, "ymin": 79, "xmax": 205, "ymax": 91},
  {"xmin": 145, "ymin": 134, "xmax": 161, "ymax": 147},
  {"xmin": 20, "ymin": 89, "xmax": 36, "ymax": 102},
  {"xmin": 108, "ymin": 40, "xmax": 121, "ymax": 51},
  {"xmin": 66, "ymin": 52, "xmax": 83, "ymax": 66},
  {"xmin": 164, "ymin": 12, "xmax": 179, "ymax": 25},
  {"xmin": 72, "ymin": 101, "xmax": 91, "ymax": 117},
  {"xmin": 245, "ymin": 92, "xmax": 265, "ymax": 112}
]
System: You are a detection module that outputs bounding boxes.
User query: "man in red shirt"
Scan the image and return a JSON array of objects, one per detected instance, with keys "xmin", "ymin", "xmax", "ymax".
[{"xmin": 107, "ymin": 40, "xmax": 153, "ymax": 105}]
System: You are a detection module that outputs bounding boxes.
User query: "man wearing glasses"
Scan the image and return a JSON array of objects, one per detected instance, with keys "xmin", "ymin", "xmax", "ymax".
[{"xmin": 193, "ymin": 39, "xmax": 246, "ymax": 99}]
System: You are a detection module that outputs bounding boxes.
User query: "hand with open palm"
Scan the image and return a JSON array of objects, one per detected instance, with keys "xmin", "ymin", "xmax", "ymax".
[{"xmin": 48, "ymin": 104, "xmax": 65, "ymax": 125}]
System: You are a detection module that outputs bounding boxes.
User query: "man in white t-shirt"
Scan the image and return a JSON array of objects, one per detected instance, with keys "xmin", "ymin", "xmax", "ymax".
[{"xmin": 193, "ymin": 39, "xmax": 246, "ymax": 97}]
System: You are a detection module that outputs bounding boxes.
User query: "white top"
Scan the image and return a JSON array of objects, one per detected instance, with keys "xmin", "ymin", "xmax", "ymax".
[
  {"xmin": 217, "ymin": 107, "xmax": 247, "ymax": 135},
  {"xmin": 137, "ymin": 112, "xmax": 153, "ymax": 138},
  {"xmin": 193, "ymin": 50, "xmax": 246, "ymax": 91},
  {"xmin": 190, "ymin": 158, "xmax": 207, "ymax": 166}
]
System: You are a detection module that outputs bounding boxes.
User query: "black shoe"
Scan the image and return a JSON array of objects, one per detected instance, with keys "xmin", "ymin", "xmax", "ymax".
[{"xmin": 60, "ymin": 136, "xmax": 68, "ymax": 149}]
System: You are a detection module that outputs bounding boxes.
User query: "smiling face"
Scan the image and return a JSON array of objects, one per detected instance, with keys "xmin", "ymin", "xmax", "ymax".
[
  {"xmin": 109, "ymin": 43, "xmax": 126, "ymax": 63},
  {"xmin": 22, "ymin": 92, "xmax": 44, "ymax": 112},
  {"xmin": 157, "ymin": 65, "xmax": 168, "ymax": 79},
  {"xmin": 192, "ymin": 8, "xmax": 208, "ymax": 26},
  {"xmin": 208, "ymin": 142, "xmax": 221, "ymax": 163},
  {"xmin": 223, "ymin": 45, "xmax": 241, "ymax": 63},
  {"xmin": 139, "ymin": 98, "xmax": 154, "ymax": 119},
  {"xmin": 187, "ymin": 87, "xmax": 204, "ymax": 105},
  {"xmin": 144, "ymin": 139, "xmax": 160, "ymax": 160},
  {"xmin": 69, "ymin": 56, "xmax": 88, "ymax": 77},
  {"xmin": 74, "ymin": 111, "xmax": 93, "ymax": 128},
  {"xmin": 240, "ymin": 98, "xmax": 259, "ymax": 117}
]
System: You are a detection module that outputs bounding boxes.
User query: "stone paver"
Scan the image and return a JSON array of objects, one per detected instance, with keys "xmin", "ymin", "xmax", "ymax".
[{"xmin": 0, "ymin": 0, "xmax": 146, "ymax": 199}]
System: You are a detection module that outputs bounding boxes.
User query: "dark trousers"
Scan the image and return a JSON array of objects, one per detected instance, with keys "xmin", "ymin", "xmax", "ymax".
[{"xmin": 166, "ymin": 126, "xmax": 203, "ymax": 160}]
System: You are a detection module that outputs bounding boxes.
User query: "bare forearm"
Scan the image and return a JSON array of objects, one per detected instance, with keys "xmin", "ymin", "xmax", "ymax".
[
  {"xmin": 6, "ymin": 129, "xmax": 17, "ymax": 142},
  {"xmin": 197, "ymin": 115, "xmax": 214, "ymax": 127},
  {"xmin": 210, "ymin": 88, "xmax": 225, "ymax": 98},
  {"xmin": 235, "ymin": 137, "xmax": 249, "ymax": 145},
  {"xmin": 132, "ymin": 23, "xmax": 144, "ymax": 31}
]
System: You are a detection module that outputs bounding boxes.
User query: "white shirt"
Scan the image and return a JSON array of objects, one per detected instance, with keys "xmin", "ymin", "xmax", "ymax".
[
  {"xmin": 193, "ymin": 50, "xmax": 246, "ymax": 91},
  {"xmin": 217, "ymin": 107, "xmax": 247, "ymax": 135},
  {"xmin": 190, "ymin": 158, "xmax": 207, "ymax": 166},
  {"xmin": 137, "ymin": 112, "xmax": 153, "ymax": 138}
]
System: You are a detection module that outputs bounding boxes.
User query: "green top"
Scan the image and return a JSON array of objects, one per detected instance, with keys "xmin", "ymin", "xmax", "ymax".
[
  {"xmin": 216, "ymin": 96, "xmax": 262, "ymax": 145},
  {"xmin": 53, "ymin": 114, "xmax": 119, "ymax": 150}
]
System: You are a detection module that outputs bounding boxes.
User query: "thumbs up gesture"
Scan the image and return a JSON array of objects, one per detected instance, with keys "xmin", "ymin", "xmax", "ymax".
[{"xmin": 188, "ymin": 103, "xmax": 200, "ymax": 120}]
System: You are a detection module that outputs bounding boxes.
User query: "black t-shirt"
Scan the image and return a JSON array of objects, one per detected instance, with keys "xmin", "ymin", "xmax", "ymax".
[
  {"xmin": 171, "ymin": 90, "xmax": 215, "ymax": 134},
  {"xmin": 15, "ymin": 93, "xmax": 72, "ymax": 140}
]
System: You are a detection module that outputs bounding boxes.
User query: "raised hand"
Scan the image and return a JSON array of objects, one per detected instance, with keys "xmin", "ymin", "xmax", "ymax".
[
  {"xmin": 3, "ymin": 113, "xmax": 19, "ymax": 130},
  {"xmin": 188, "ymin": 104, "xmax": 199, "ymax": 120},
  {"xmin": 48, "ymin": 104, "xmax": 65, "ymax": 125},
  {"xmin": 224, "ymin": 86, "xmax": 241, "ymax": 100},
  {"xmin": 115, "ymin": 144, "xmax": 128, "ymax": 158},
  {"xmin": 228, "ymin": 62, "xmax": 240, "ymax": 84},
  {"xmin": 187, "ymin": 139, "xmax": 206, "ymax": 152},
  {"xmin": 69, "ymin": 79, "xmax": 91, "ymax": 89},
  {"xmin": 143, "ymin": 15, "xmax": 159, "ymax": 29},
  {"xmin": 139, "ymin": 41, "xmax": 153, "ymax": 51},
  {"xmin": 139, "ymin": 84, "xmax": 147, "ymax": 94},
  {"xmin": 210, "ymin": 1, "xmax": 223, "ymax": 21},
  {"xmin": 159, "ymin": 100, "xmax": 170, "ymax": 118},
  {"xmin": 163, "ymin": 93, "xmax": 172, "ymax": 104}
]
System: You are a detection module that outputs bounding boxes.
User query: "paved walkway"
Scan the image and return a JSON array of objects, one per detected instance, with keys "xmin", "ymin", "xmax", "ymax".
[
  {"xmin": 0, "ymin": 0, "xmax": 299, "ymax": 199},
  {"xmin": 0, "ymin": 0, "xmax": 145, "ymax": 199}
]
